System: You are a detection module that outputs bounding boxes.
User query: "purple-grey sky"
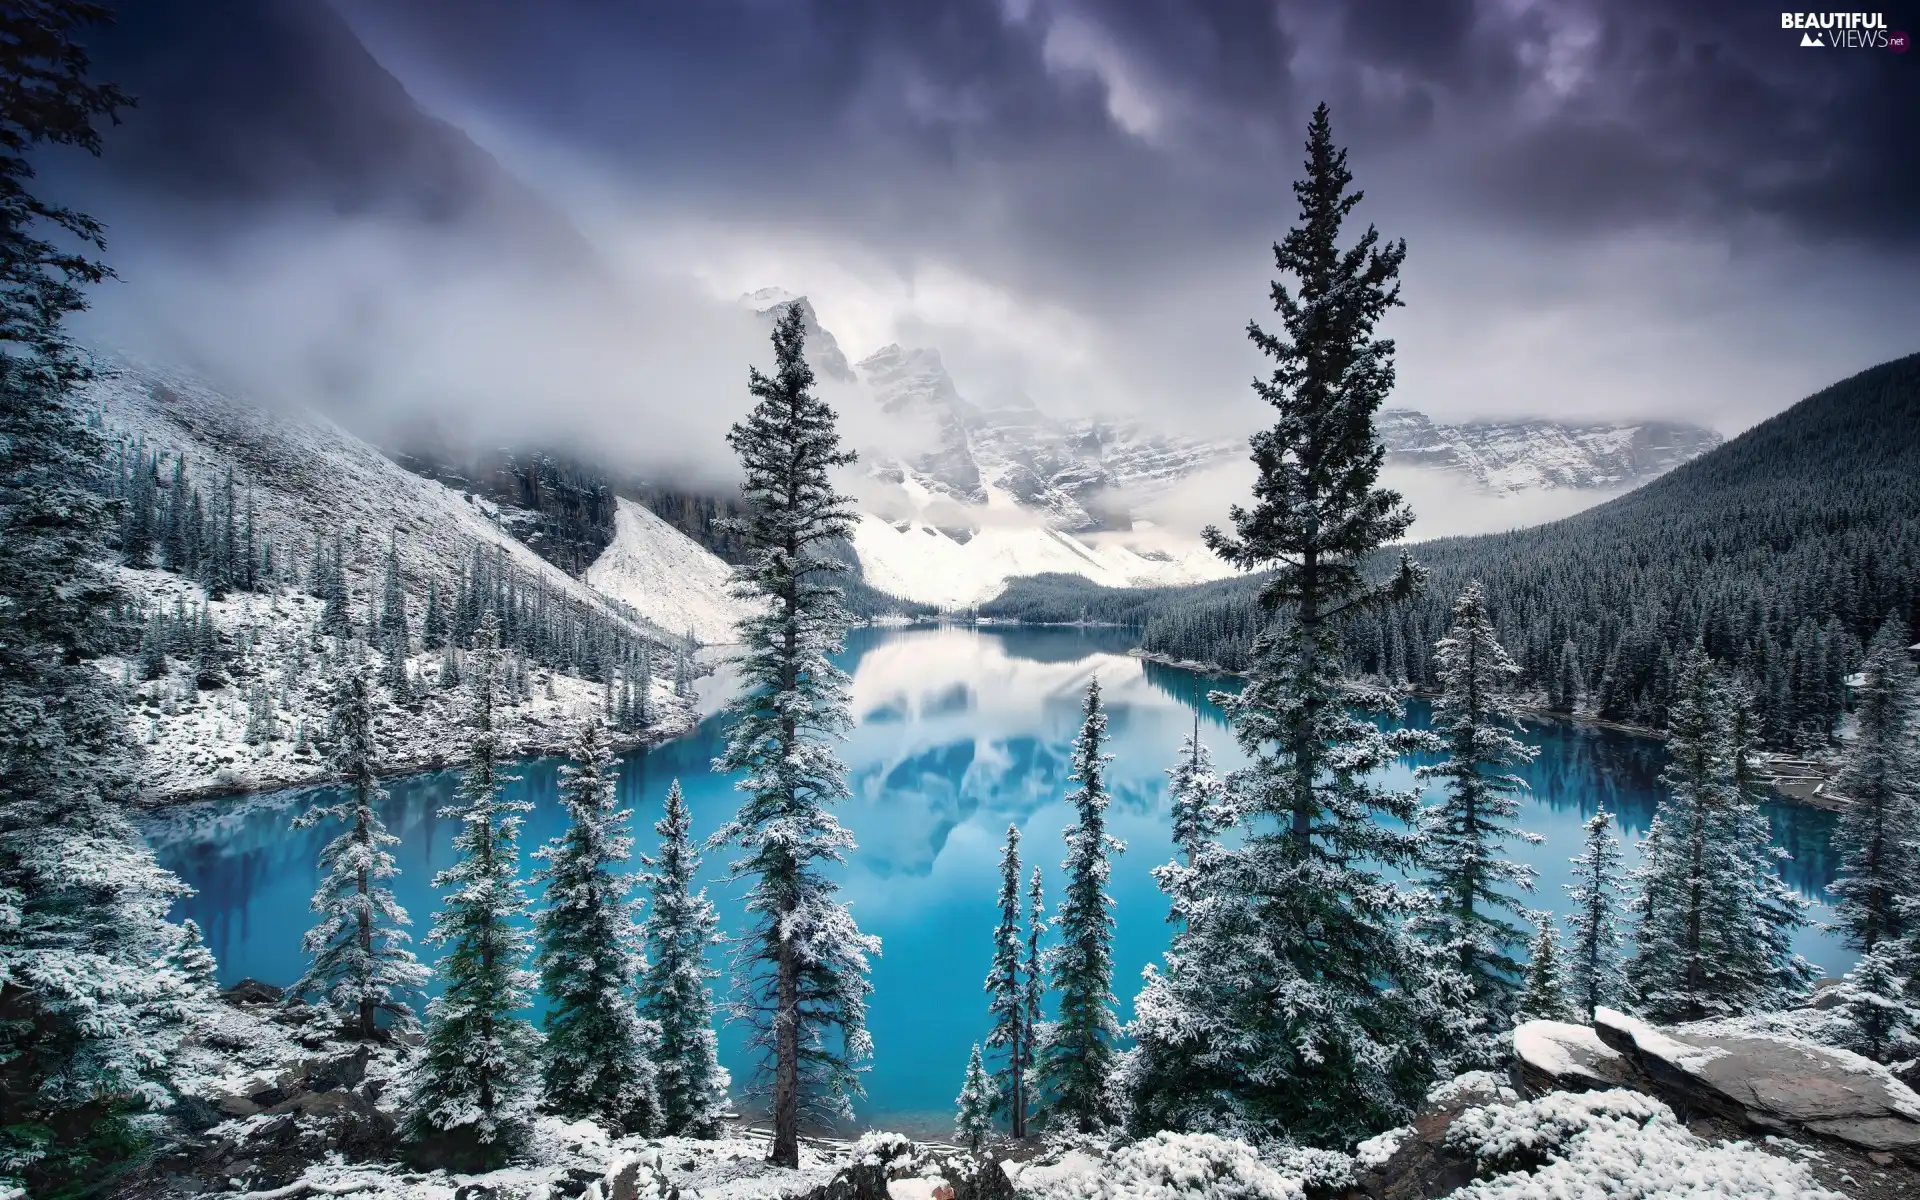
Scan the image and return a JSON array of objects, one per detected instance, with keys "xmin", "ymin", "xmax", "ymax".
[{"xmin": 62, "ymin": 0, "xmax": 1920, "ymax": 468}]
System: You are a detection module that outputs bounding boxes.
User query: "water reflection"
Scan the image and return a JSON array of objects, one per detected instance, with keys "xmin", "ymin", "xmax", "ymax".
[{"xmin": 147, "ymin": 624, "xmax": 1848, "ymax": 1131}]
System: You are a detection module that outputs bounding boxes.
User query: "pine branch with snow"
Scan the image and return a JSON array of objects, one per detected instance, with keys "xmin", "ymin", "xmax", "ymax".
[
  {"xmin": 709, "ymin": 301, "xmax": 877, "ymax": 1168},
  {"xmin": 286, "ymin": 659, "xmax": 428, "ymax": 1039},
  {"xmin": 639, "ymin": 779, "xmax": 729, "ymax": 1137},
  {"xmin": 0, "ymin": 18, "xmax": 196, "ymax": 1187},
  {"xmin": 532, "ymin": 717, "xmax": 660, "ymax": 1134}
]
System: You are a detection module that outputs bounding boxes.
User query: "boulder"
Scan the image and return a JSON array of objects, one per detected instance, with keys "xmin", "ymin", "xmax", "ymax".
[
  {"xmin": 220, "ymin": 978, "xmax": 285, "ymax": 1006},
  {"xmin": 1512, "ymin": 1020, "xmax": 1632, "ymax": 1095},
  {"xmin": 1592, "ymin": 1006, "xmax": 1920, "ymax": 1164},
  {"xmin": 261, "ymin": 1089, "xmax": 399, "ymax": 1162}
]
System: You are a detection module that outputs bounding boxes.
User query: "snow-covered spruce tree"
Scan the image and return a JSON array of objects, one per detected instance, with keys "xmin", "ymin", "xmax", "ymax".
[
  {"xmin": 1122, "ymin": 722, "xmax": 1235, "ymax": 1137},
  {"xmin": 532, "ymin": 717, "xmax": 659, "ymax": 1133},
  {"xmin": 166, "ymin": 919, "xmax": 219, "ymax": 994},
  {"xmin": 984, "ymin": 825, "xmax": 1029, "ymax": 1136},
  {"xmin": 1021, "ymin": 865, "xmax": 1046, "ymax": 1107},
  {"xmin": 1563, "ymin": 809, "xmax": 1627, "ymax": 1020},
  {"xmin": 1723, "ymin": 674, "xmax": 1817, "ymax": 1005},
  {"xmin": 1554, "ymin": 640, "xmax": 1582, "ymax": 716},
  {"xmin": 1829, "ymin": 618, "xmax": 1920, "ymax": 954},
  {"xmin": 1412, "ymin": 582, "xmax": 1541, "ymax": 1020},
  {"xmin": 1833, "ymin": 940, "xmax": 1919, "ymax": 1063},
  {"xmin": 408, "ymin": 614, "xmax": 541, "ymax": 1168},
  {"xmin": 0, "ymin": 7, "xmax": 193, "ymax": 1191},
  {"xmin": 710, "ymin": 301, "xmax": 877, "ymax": 1168},
  {"xmin": 1629, "ymin": 652, "xmax": 1810, "ymax": 1021},
  {"xmin": 287, "ymin": 659, "xmax": 428, "ymax": 1039},
  {"xmin": 1515, "ymin": 914, "xmax": 1574, "ymax": 1023},
  {"xmin": 1127, "ymin": 104, "xmax": 1463, "ymax": 1147},
  {"xmin": 955, "ymin": 1043, "xmax": 995, "ymax": 1153},
  {"xmin": 1036, "ymin": 678, "xmax": 1124, "ymax": 1132},
  {"xmin": 1166, "ymin": 712, "xmax": 1222, "ymax": 869},
  {"xmin": 639, "ymin": 779, "xmax": 729, "ymax": 1137}
]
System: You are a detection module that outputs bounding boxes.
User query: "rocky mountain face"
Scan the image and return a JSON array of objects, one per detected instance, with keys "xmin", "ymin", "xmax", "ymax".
[
  {"xmin": 852, "ymin": 342, "xmax": 1235, "ymax": 534},
  {"xmin": 1380, "ymin": 409, "xmax": 1723, "ymax": 494}
]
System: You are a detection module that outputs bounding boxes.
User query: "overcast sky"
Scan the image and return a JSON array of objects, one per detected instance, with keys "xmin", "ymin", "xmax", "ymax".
[{"xmin": 308, "ymin": 0, "xmax": 1919, "ymax": 438}]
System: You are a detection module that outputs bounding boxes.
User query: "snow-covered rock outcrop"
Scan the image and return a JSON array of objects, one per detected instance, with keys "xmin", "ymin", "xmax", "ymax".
[{"xmin": 586, "ymin": 498, "xmax": 754, "ymax": 644}]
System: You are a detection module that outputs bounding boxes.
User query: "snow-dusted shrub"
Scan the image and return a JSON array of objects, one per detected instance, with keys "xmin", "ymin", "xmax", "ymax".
[
  {"xmin": 853, "ymin": 1129, "xmax": 914, "ymax": 1167},
  {"xmin": 1445, "ymin": 1089, "xmax": 1844, "ymax": 1199},
  {"xmin": 1016, "ymin": 1131, "xmax": 1304, "ymax": 1200},
  {"xmin": 1424, "ymin": 1069, "xmax": 1516, "ymax": 1109},
  {"xmin": 1353, "ymin": 1125, "xmax": 1411, "ymax": 1169}
]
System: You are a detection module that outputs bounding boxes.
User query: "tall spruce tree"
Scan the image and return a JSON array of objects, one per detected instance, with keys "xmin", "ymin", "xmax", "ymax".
[
  {"xmin": 409, "ymin": 615, "xmax": 541, "ymax": 1167},
  {"xmin": 984, "ymin": 825, "xmax": 1029, "ymax": 1136},
  {"xmin": 1021, "ymin": 865, "xmax": 1046, "ymax": 1119},
  {"xmin": 639, "ymin": 780, "xmax": 729, "ymax": 1137},
  {"xmin": 1413, "ymin": 582, "xmax": 1540, "ymax": 1018},
  {"xmin": 1563, "ymin": 810, "xmax": 1626, "ymax": 1020},
  {"xmin": 711, "ymin": 302, "xmax": 877, "ymax": 1167},
  {"xmin": 1829, "ymin": 619, "xmax": 1920, "ymax": 954},
  {"xmin": 1128, "ymin": 103, "xmax": 1461, "ymax": 1147},
  {"xmin": 288, "ymin": 659, "xmax": 428, "ymax": 1039},
  {"xmin": 1036, "ymin": 678, "xmax": 1123, "ymax": 1132},
  {"xmin": 1629, "ymin": 652, "xmax": 1811, "ymax": 1021},
  {"xmin": 532, "ymin": 718, "xmax": 659, "ymax": 1133},
  {"xmin": 0, "ymin": 5, "xmax": 195, "ymax": 1191}
]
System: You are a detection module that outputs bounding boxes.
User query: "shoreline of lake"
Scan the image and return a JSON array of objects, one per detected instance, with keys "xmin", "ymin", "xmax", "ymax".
[{"xmin": 1126, "ymin": 646, "xmax": 1846, "ymax": 813}]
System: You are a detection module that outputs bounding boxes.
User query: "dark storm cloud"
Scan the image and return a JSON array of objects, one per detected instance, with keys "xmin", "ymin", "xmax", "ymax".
[
  {"xmin": 338, "ymin": 0, "xmax": 1917, "ymax": 307},
  {"xmin": 70, "ymin": 0, "xmax": 1916, "ymax": 458}
]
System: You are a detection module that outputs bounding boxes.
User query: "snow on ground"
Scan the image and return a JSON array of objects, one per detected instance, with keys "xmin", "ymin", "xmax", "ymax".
[
  {"xmin": 849, "ymin": 510, "xmax": 1232, "ymax": 608},
  {"xmin": 1009, "ymin": 1133, "xmax": 1305, "ymax": 1200},
  {"xmin": 585, "ymin": 498, "xmax": 754, "ymax": 644},
  {"xmin": 109, "ymin": 569, "xmax": 688, "ymax": 803},
  {"xmin": 1445, "ymin": 1088, "xmax": 1844, "ymax": 1199}
]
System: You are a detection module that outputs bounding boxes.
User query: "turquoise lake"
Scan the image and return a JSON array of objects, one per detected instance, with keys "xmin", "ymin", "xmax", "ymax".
[{"xmin": 145, "ymin": 624, "xmax": 1849, "ymax": 1138}]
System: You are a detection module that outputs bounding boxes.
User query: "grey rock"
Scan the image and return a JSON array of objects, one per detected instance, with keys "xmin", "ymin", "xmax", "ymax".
[{"xmin": 1592, "ymin": 1006, "xmax": 1920, "ymax": 1165}]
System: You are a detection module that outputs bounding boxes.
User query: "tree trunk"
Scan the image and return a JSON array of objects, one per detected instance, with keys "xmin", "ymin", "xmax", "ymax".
[
  {"xmin": 1293, "ymin": 545, "xmax": 1319, "ymax": 847},
  {"xmin": 771, "ymin": 900, "xmax": 801, "ymax": 1167}
]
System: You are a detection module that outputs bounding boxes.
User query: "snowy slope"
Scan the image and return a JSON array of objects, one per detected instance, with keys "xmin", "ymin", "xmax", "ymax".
[
  {"xmin": 86, "ymin": 358, "xmax": 658, "ymax": 637},
  {"xmin": 585, "ymin": 497, "xmax": 754, "ymax": 643}
]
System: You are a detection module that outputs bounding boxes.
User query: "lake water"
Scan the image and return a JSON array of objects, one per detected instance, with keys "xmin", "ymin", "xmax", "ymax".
[{"xmin": 146, "ymin": 624, "xmax": 1848, "ymax": 1137}]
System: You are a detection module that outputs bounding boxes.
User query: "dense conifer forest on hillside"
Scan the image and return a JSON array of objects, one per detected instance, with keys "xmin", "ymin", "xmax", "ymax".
[{"xmin": 984, "ymin": 353, "xmax": 1920, "ymax": 749}]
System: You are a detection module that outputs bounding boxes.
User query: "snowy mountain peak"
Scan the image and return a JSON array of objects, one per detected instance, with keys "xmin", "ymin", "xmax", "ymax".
[
  {"xmin": 1380, "ymin": 409, "xmax": 1722, "ymax": 494},
  {"xmin": 857, "ymin": 344, "xmax": 971, "ymax": 415},
  {"xmin": 741, "ymin": 288, "xmax": 855, "ymax": 381}
]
